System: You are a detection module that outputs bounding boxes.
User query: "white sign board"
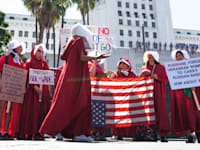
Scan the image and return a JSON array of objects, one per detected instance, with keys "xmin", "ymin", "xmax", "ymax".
[
  {"xmin": 29, "ymin": 69, "xmax": 54, "ymax": 85},
  {"xmin": 164, "ymin": 57, "xmax": 200, "ymax": 90}
]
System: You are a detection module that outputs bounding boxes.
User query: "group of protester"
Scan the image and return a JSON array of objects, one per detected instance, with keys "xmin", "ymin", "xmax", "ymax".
[{"xmin": 0, "ymin": 23, "xmax": 200, "ymax": 143}]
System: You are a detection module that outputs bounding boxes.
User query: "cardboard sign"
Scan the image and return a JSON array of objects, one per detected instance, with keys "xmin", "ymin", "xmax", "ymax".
[
  {"xmin": 29, "ymin": 68, "xmax": 54, "ymax": 85},
  {"xmin": 164, "ymin": 57, "xmax": 200, "ymax": 90},
  {"xmin": 0, "ymin": 64, "xmax": 27, "ymax": 103}
]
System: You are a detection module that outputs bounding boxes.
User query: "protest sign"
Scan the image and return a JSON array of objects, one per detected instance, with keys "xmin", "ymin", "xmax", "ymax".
[
  {"xmin": 0, "ymin": 64, "xmax": 27, "ymax": 103},
  {"xmin": 29, "ymin": 68, "xmax": 54, "ymax": 85},
  {"xmin": 164, "ymin": 57, "xmax": 200, "ymax": 90}
]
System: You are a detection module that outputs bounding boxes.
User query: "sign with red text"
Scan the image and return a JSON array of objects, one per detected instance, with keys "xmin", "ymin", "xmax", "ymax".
[
  {"xmin": 29, "ymin": 69, "xmax": 54, "ymax": 85},
  {"xmin": 164, "ymin": 57, "xmax": 200, "ymax": 90},
  {"xmin": 60, "ymin": 25, "xmax": 115, "ymax": 56},
  {"xmin": 0, "ymin": 64, "xmax": 27, "ymax": 103}
]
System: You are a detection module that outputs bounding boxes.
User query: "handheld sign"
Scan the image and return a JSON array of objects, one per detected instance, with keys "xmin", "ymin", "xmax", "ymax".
[
  {"xmin": 164, "ymin": 57, "xmax": 200, "ymax": 90},
  {"xmin": 29, "ymin": 69, "xmax": 54, "ymax": 85},
  {"xmin": 0, "ymin": 64, "xmax": 27, "ymax": 103}
]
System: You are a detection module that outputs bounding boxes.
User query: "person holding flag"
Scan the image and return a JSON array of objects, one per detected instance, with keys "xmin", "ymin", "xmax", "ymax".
[
  {"xmin": 111, "ymin": 58, "xmax": 137, "ymax": 140},
  {"xmin": 0, "ymin": 40, "xmax": 26, "ymax": 139},
  {"xmin": 39, "ymin": 23, "xmax": 109, "ymax": 142},
  {"xmin": 18, "ymin": 44, "xmax": 51, "ymax": 140},
  {"xmin": 141, "ymin": 51, "xmax": 170, "ymax": 142}
]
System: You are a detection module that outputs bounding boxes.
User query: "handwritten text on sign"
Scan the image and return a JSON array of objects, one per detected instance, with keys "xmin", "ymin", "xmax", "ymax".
[
  {"xmin": 164, "ymin": 57, "xmax": 200, "ymax": 90},
  {"xmin": 0, "ymin": 64, "xmax": 27, "ymax": 103},
  {"xmin": 29, "ymin": 69, "xmax": 54, "ymax": 85}
]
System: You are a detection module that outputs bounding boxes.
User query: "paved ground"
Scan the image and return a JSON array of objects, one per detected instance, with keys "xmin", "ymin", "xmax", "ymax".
[{"xmin": 0, "ymin": 138, "xmax": 199, "ymax": 150}]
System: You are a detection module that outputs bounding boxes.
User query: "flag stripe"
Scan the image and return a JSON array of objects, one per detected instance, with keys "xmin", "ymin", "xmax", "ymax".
[{"xmin": 106, "ymin": 97, "xmax": 153, "ymax": 104}]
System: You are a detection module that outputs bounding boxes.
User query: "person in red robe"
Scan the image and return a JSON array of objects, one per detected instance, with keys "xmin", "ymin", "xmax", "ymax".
[
  {"xmin": 39, "ymin": 23, "xmax": 108, "ymax": 142},
  {"xmin": 0, "ymin": 40, "xmax": 26, "ymax": 139},
  {"xmin": 141, "ymin": 51, "xmax": 170, "ymax": 142},
  {"xmin": 111, "ymin": 58, "xmax": 137, "ymax": 140},
  {"xmin": 54, "ymin": 65, "xmax": 64, "ymax": 88},
  {"xmin": 18, "ymin": 44, "xmax": 51, "ymax": 140},
  {"xmin": 170, "ymin": 50, "xmax": 197, "ymax": 143}
]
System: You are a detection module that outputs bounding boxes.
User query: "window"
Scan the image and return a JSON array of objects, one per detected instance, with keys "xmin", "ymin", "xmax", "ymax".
[
  {"xmin": 52, "ymin": 33, "xmax": 55, "ymax": 39},
  {"xmin": 149, "ymin": 5, "xmax": 153, "ymax": 10},
  {"xmin": 134, "ymin": 12, "xmax": 139, "ymax": 18},
  {"xmin": 128, "ymin": 30, "xmax": 132, "ymax": 37},
  {"xmin": 176, "ymin": 31, "xmax": 181, "ymax": 34},
  {"xmin": 127, "ymin": 20, "xmax": 132, "ymax": 26},
  {"xmin": 120, "ymin": 40, "xmax": 124, "ymax": 47},
  {"xmin": 133, "ymin": 3, "xmax": 137, "ymax": 9},
  {"xmin": 142, "ymin": 13, "xmax": 146, "ymax": 19},
  {"xmin": 136, "ymin": 20, "xmax": 140, "ymax": 27},
  {"xmin": 126, "ymin": 11, "xmax": 130, "ymax": 17},
  {"xmin": 187, "ymin": 32, "xmax": 191, "ymax": 35},
  {"xmin": 33, "ymin": 32, "xmax": 36, "ymax": 38},
  {"xmin": 118, "ymin": 10, "xmax": 122, "ymax": 16},
  {"xmin": 119, "ymin": 19, "xmax": 123, "ymax": 25},
  {"xmin": 24, "ymin": 31, "xmax": 28, "ymax": 37},
  {"xmin": 152, "ymin": 22, "xmax": 156, "ymax": 28},
  {"xmin": 25, "ymin": 42, "xmax": 28, "ymax": 48},
  {"xmin": 197, "ymin": 33, "xmax": 200, "ymax": 36},
  {"xmin": 18, "ymin": 31, "xmax": 23, "ymax": 37},
  {"xmin": 10, "ymin": 30, "xmax": 15, "ymax": 36},
  {"xmin": 129, "ymin": 41, "xmax": 133, "ymax": 48},
  {"xmin": 120, "ymin": 30, "xmax": 124, "ymax": 36},
  {"xmin": 126, "ymin": 2, "xmax": 129, "ymax": 8},
  {"xmin": 150, "ymin": 14, "xmax": 154, "ymax": 20},
  {"xmin": 118, "ymin": 1, "xmax": 121, "ymax": 7},
  {"xmin": 9, "ymin": 16, "xmax": 15, "ymax": 20},
  {"xmin": 32, "ymin": 42, "xmax": 36, "ymax": 48},
  {"xmin": 144, "ymin": 21, "xmax": 148, "ymax": 27},
  {"xmin": 153, "ymin": 32, "xmax": 157, "ymax": 39},
  {"xmin": 46, "ymin": 44, "xmax": 49, "ymax": 49},
  {"xmin": 145, "ymin": 32, "xmax": 149, "ymax": 38},
  {"xmin": 136, "ymin": 31, "xmax": 141, "ymax": 37},
  {"xmin": 51, "ymin": 44, "xmax": 55, "ymax": 50},
  {"xmin": 141, "ymin": 4, "xmax": 145, "ymax": 9},
  {"xmin": 23, "ymin": 18, "xmax": 28, "ymax": 21}
]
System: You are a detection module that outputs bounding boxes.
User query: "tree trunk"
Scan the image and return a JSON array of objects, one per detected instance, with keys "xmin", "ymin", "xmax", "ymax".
[
  {"xmin": 53, "ymin": 25, "xmax": 56, "ymax": 68},
  {"xmin": 81, "ymin": 10, "xmax": 85, "ymax": 25},
  {"xmin": 46, "ymin": 29, "xmax": 50, "ymax": 50},
  {"xmin": 87, "ymin": 11, "xmax": 89, "ymax": 25},
  {"xmin": 57, "ymin": 15, "xmax": 64, "ymax": 67},
  {"xmin": 36, "ymin": 16, "xmax": 38, "ymax": 44},
  {"xmin": 39, "ymin": 25, "xmax": 45, "ymax": 44}
]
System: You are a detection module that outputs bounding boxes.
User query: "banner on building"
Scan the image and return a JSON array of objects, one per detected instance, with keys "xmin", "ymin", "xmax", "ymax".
[
  {"xmin": 29, "ymin": 69, "xmax": 54, "ymax": 85},
  {"xmin": 164, "ymin": 57, "xmax": 200, "ymax": 90},
  {"xmin": 0, "ymin": 64, "xmax": 27, "ymax": 103}
]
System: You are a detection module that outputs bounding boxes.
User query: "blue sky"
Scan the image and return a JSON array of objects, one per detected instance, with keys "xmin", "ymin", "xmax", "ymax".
[{"xmin": 0, "ymin": 0, "xmax": 200, "ymax": 30}]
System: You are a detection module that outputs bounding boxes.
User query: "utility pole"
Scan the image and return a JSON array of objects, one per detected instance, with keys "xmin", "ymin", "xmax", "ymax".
[{"xmin": 142, "ymin": 25, "xmax": 146, "ymax": 52}]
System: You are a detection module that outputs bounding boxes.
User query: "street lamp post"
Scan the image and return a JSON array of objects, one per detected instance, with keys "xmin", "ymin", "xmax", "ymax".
[{"xmin": 142, "ymin": 25, "xmax": 146, "ymax": 52}]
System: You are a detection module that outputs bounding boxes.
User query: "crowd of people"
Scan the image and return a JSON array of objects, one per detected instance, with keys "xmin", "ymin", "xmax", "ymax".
[{"xmin": 0, "ymin": 23, "xmax": 200, "ymax": 143}]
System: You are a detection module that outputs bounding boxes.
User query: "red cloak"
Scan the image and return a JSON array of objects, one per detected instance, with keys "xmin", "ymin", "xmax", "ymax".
[
  {"xmin": 170, "ymin": 89, "xmax": 196, "ymax": 134},
  {"xmin": 192, "ymin": 87, "xmax": 200, "ymax": 131},
  {"xmin": 19, "ymin": 50, "xmax": 51, "ymax": 136},
  {"xmin": 145, "ymin": 64, "xmax": 170, "ymax": 136},
  {"xmin": 0, "ymin": 54, "xmax": 25, "ymax": 137},
  {"xmin": 39, "ymin": 37, "xmax": 92, "ymax": 138},
  {"xmin": 112, "ymin": 69, "xmax": 137, "ymax": 137}
]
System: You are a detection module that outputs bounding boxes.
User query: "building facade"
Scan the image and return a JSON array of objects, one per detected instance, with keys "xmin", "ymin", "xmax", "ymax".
[{"xmin": 89, "ymin": 0, "xmax": 174, "ymax": 50}]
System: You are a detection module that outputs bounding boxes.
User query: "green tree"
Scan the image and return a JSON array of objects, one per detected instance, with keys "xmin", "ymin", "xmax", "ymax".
[{"xmin": 0, "ymin": 11, "xmax": 11, "ymax": 56}]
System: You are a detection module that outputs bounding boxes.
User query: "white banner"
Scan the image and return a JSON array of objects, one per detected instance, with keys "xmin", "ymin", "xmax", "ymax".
[
  {"xmin": 29, "ymin": 69, "xmax": 54, "ymax": 85},
  {"xmin": 164, "ymin": 57, "xmax": 200, "ymax": 90}
]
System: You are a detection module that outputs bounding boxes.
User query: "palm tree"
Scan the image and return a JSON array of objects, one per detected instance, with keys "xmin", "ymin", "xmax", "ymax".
[
  {"xmin": 72, "ymin": 0, "xmax": 100, "ymax": 25},
  {"xmin": 22, "ymin": 0, "xmax": 42, "ymax": 44}
]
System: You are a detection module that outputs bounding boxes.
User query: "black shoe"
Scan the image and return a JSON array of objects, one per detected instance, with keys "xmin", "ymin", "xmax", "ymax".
[
  {"xmin": 34, "ymin": 133, "xmax": 44, "ymax": 140},
  {"xmin": 0, "ymin": 133, "xmax": 14, "ymax": 140},
  {"xmin": 160, "ymin": 136, "xmax": 168, "ymax": 142},
  {"xmin": 186, "ymin": 135, "xmax": 196, "ymax": 143},
  {"xmin": 25, "ymin": 135, "xmax": 32, "ymax": 140},
  {"xmin": 117, "ymin": 136, "xmax": 123, "ymax": 140},
  {"xmin": 196, "ymin": 132, "xmax": 200, "ymax": 143}
]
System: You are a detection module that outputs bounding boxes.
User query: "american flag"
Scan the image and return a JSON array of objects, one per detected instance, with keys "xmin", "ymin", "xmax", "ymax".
[{"xmin": 91, "ymin": 77, "xmax": 156, "ymax": 128}]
